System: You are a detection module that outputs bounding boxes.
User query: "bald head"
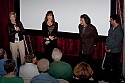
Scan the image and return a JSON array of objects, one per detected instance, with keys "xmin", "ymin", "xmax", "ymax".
[{"xmin": 37, "ymin": 58, "xmax": 49, "ymax": 72}]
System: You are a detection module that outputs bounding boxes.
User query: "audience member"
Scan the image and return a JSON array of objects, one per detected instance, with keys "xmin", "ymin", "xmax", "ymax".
[
  {"xmin": 0, "ymin": 48, "xmax": 8, "ymax": 76},
  {"xmin": 30, "ymin": 58, "xmax": 59, "ymax": 83},
  {"xmin": 48, "ymin": 48, "xmax": 73, "ymax": 81},
  {"xmin": 0, "ymin": 48, "xmax": 7, "ymax": 59},
  {"xmin": 70, "ymin": 61, "xmax": 98, "ymax": 83},
  {"xmin": 19, "ymin": 54, "xmax": 39, "ymax": 83},
  {"xmin": 0, "ymin": 59, "xmax": 24, "ymax": 83}
]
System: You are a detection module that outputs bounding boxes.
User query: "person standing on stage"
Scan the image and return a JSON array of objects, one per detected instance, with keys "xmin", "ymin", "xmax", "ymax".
[
  {"xmin": 105, "ymin": 14, "xmax": 124, "ymax": 83},
  {"xmin": 42, "ymin": 11, "xmax": 58, "ymax": 60},
  {"xmin": 78, "ymin": 14, "xmax": 98, "ymax": 64},
  {"xmin": 7, "ymin": 12, "xmax": 25, "ymax": 65}
]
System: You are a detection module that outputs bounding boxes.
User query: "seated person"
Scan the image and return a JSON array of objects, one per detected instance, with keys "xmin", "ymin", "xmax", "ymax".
[
  {"xmin": 71, "ymin": 61, "xmax": 98, "ymax": 83},
  {"xmin": 0, "ymin": 59, "xmax": 24, "ymax": 83},
  {"xmin": 48, "ymin": 48, "xmax": 73, "ymax": 81},
  {"xmin": 30, "ymin": 58, "xmax": 59, "ymax": 83},
  {"xmin": 0, "ymin": 48, "xmax": 8, "ymax": 76},
  {"xmin": 19, "ymin": 54, "xmax": 39, "ymax": 81},
  {"xmin": 0, "ymin": 48, "xmax": 7, "ymax": 59}
]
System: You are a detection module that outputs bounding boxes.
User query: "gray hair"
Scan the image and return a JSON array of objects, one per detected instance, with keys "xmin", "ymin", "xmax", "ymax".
[
  {"xmin": 37, "ymin": 58, "xmax": 49, "ymax": 72},
  {"xmin": 52, "ymin": 48, "xmax": 62, "ymax": 61}
]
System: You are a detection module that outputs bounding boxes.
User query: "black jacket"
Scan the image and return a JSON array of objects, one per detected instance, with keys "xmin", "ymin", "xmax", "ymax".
[
  {"xmin": 42, "ymin": 21, "xmax": 58, "ymax": 38},
  {"xmin": 7, "ymin": 21, "xmax": 25, "ymax": 43},
  {"xmin": 42, "ymin": 21, "xmax": 58, "ymax": 47}
]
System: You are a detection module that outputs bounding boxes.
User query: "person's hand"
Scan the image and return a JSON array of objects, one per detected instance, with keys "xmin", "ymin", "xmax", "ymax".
[
  {"xmin": 45, "ymin": 41, "xmax": 50, "ymax": 45},
  {"xmin": 49, "ymin": 36, "xmax": 54, "ymax": 40},
  {"xmin": 105, "ymin": 46, "xmax": 111, "ymax": 52},
  {"xmin": 106, "ymin": 49, "xmax": 111, "ymax": 52},
  {"xmin": 16, "ymin": 27, "xmax": 20, "ymax": 31}
]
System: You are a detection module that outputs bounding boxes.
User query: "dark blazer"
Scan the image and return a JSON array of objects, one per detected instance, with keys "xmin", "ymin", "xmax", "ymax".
[
  {"xmin": 78, "ymin": 24, "xmax": 98, "ymax": 54},
  {"xmin": 7, "ymin": 21, "xmax": 25, "ymax": 43}
]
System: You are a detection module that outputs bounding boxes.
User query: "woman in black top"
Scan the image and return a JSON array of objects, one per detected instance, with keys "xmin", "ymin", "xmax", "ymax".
[{"xmin": 42, "ymin": 11, "xmax": 58, "ymax": 60}]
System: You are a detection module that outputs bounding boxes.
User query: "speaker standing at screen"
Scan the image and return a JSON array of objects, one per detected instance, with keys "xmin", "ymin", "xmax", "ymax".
[
  {"xmin": 7, "ymin": 12, "xmax": 25, "ymax": 65},
  {"xmin": 78, "ymin": 14, "xmax": 98, "ymax": 65},
  {"xmin": 105, "ymin": 14, "xmax": 124, "ymax": 83},
  {"xmin": 42, "ymin": 11, "xmax": 58, "ymax": 60}
]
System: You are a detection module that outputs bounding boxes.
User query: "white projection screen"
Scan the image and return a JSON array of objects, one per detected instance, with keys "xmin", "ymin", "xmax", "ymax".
[{"xmin": 20, "ymin": 0, "xmax": 110, "ymax": 36}]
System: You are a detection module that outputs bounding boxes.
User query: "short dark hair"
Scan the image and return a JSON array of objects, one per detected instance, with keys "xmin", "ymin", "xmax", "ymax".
[
  {"xmin": 80, "ymin": 14, "xmax": 91, "ymax": 24},
  {"xmin": 25, "ymin": 54, "xmax": 35, "ymax": 63},
  {"xmin": 0, "ymin": 48, "xmax": 5, "ymax": 59},
  {"xmin": 110, "ymin": 14, "xmax": 121, "ymax": 24},
  {"xmin": 4, "ymin": 59, "xmax": 16, "ymax": 73}
]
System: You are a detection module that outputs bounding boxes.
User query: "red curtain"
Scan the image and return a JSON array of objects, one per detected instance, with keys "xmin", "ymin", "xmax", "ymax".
[
  {"xmin": 27, "ymin": 35, "xmax": 106, "ymax": 60},
  {"xmin": 118, "ymin": 0, "xmax": 124, "ymax": 61},
  {"xmin": 118, "ymin": 0, "xmax": 124, "ymax": 25},
  {"xmin": 0, "ymin": 0, "xmax": 14, "ymax": 49}
]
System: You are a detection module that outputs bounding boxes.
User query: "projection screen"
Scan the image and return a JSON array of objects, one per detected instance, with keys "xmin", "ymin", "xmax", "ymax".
[{"xmin": 20, "ymin": 0, "xmax": 110, "ymax": 36}]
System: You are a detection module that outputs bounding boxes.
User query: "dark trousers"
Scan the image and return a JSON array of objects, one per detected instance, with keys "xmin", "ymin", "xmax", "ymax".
[
  {"xmin": 43, "ymin": 41, "xmax": 57, "ymax": 62},
  {"xmin": 79, "ymin": 54, "xmax": 93, "ymax": 65},
  {"xmin": 104, "ymin": 52, "xmax": 121, "ymax": 82}
]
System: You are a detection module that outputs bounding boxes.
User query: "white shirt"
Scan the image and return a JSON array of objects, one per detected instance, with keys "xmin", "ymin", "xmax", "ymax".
[
  {"xmin": 19, "ymin": 63, "xmax": 39, "ymax": 80},
  {"xmin": 14, "ymin": 25, "xmax": 19, "ymax": 42}
]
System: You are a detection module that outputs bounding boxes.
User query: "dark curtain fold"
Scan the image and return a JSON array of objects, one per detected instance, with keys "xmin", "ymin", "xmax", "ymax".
[
  {"xmin": 0, "ymin": 0, "xmax": 14, "ymax": 50},
  {"xmin": 119, "ymin": 0, "xmax": 124, "ymax": 25}
]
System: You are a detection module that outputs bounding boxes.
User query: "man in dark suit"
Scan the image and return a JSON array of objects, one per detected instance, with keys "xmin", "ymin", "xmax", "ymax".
[{"xmin": 78, "ymin": 14, "xmax": 98, "ymax": 64}]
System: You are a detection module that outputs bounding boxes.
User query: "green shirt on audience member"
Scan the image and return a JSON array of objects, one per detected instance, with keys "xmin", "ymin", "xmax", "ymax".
[
  {"xmin": 0, "ymin": 76, "xmax": 24, "ymax": 83},
  {"xmin": 48, "ymin": 61, "xmax": 73, "ymax": 81}
]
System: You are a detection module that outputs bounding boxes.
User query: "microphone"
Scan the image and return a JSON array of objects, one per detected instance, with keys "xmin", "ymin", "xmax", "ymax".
[{"xmin": 14, "ymin": 23, "xmax": 17, "ymax": 28}]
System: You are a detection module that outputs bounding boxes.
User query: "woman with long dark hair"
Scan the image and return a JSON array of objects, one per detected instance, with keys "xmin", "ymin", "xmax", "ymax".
[{"xmin": 42, "ymin": 11, "xmax": 58, "ymax": 61}]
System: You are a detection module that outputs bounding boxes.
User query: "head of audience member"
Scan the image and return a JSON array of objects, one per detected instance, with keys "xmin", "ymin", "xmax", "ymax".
[
  {"xmin": 80, "ymin": 14, "xmax": 91, "ymax": 26},
  {"xmin": 37, "ymin": 58, "xmax": 49, "ymax": 73},
  {"xmin": 24, "ymin": 54, "xmax": 37, "ymax": 64},
  {"xmin": 74, "ymin": 62, "xmax": 93, "ymax": 80},
  {"xmin": 110, "ymin": 14, "xmax": 121, "ymax": 27},
  {"xmin": 0, "ymin": 48, "xmax": 5, "ymax": 59},
  {"xmin": 44, "ymin": 10, "xmax": 55, "ymax": 23},
  {"xmin": 4, "ymin": 59, "xmax": 16, "ymax": 74},
  {"xmin": 9, "ymin": 12, "xmax": 16, "ymax": 23},
  {"xmin": 0, "ymin": 48, "xmax": 7, "ymax": 59},
  {"xmin": 51, "ymin": 48, "xmax": 62, "ymax": 62}
]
